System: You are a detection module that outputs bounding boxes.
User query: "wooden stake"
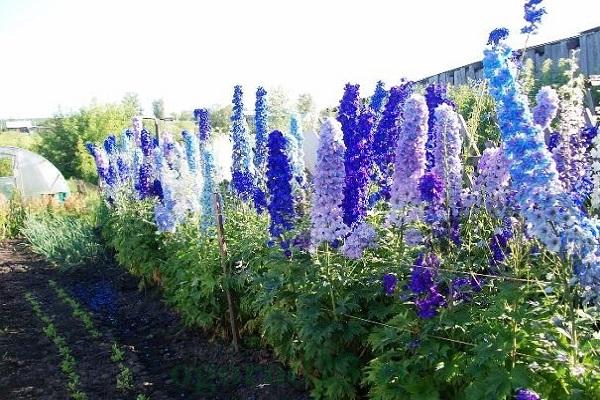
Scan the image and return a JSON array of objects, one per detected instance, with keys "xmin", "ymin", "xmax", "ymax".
[{"xmin": 213, "ymin": 192, "xmax": 240, "ymax": 352}]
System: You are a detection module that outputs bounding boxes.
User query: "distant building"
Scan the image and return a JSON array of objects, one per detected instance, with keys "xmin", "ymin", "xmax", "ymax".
[{"xmin": 3, "ymin": 120, "xmax": 35, "ymax": 133}]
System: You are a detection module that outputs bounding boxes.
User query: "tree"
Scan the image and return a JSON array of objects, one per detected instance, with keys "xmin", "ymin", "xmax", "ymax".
[
  {"xmin": 210, "ymin": 104, "xmax": 232, "ymax": 134},
  {"xmin": 267, "ymin": 86, "xmax": 290, "ymax": 132},
  {"xmin": 152, "ymin": 98, "xmax": 165, "ymax": 119},
  {"xmin": 297, "ymin": 93, "xmax": 317, "ymax": 133},
  {"xmin": 122, "ymin": 92, "xmax": 143, "ymax": 115},
  {"xmin": 36, "ymin": 101, "xmax": 137, "ymax": 182}
]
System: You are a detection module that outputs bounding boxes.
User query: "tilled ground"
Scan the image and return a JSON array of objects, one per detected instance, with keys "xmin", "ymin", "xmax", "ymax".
[{"xmin": 0, "ymin": 240, "xmax": 309, "ymax": 400}]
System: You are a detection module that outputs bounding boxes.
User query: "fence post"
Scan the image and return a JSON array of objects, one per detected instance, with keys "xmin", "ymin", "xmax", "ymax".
[{"xmin": 213, "ymin": 192, "xmax": 240, "ymax": 352}]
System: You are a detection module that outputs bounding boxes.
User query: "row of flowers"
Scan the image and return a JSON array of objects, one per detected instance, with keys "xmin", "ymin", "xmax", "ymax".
[{"xmin": 84, "ymin": 2, "xmax": 600, "ymax": 397}]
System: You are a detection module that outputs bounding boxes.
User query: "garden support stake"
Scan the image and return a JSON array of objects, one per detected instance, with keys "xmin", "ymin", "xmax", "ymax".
[{"xmin": 213, "ymin": 192, "xmax": 240, "ymax": 352}]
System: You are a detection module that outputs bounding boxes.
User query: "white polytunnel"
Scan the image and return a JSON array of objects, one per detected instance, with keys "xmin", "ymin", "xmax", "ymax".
[{"xmin": 0, "ymin": 146, "xmax": 70, "ymax": 200}]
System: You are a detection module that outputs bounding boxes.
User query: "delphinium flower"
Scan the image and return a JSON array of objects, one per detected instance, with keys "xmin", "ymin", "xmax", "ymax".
[
  {"xmin": 514, "ymin": 388, "xmax": 541, "ymax": 400},
  {"xmin": 532, "ymin": 86, "xmax": 559, "ymax": 131},
  {"xmin": 154, "ymin": 203, "xmax": 177, "ymax": 233},
  {"xmin": 230, "ymin": 85, "xmax": 256, "ymax": 201},
  {"xmin": 371, "ymin": 81, "xmax": 414, "ymax": 201},
  {"xmin": 140, "ymin": 128, "xmax": 154, "ymax": 158},
  {"xmin": 338, "ymin": 83, "xmax": 363, "ymax": 225},
  {"xmin": 266, "ymin": 130, "xmax": 295, "ymax": 246},
  {"xmin": 451, "ymin": 276, "xmax": 483, "ymax": 302},
  {"xmin": 369, "ymin": 80, "xmax": 387, "ymax": 116},
  {"xmin": 424, "ymin": 84, "xmax": 453, "ymax": 171},
  {"xmin": 85, "ymin": 143, "xmax": 109, "ymax": 184},
  {"xmin": 173, "ymin": 142, "xmax": 202, "ymax": 216},
  {"xmin": 431, "ymin": 104, "xmax": 463, "ymax": 216},
  {"xmin": 181, "ymin": 130, "xmax": 199, "ymax": 173},
  {"xmin": 382, "ymin": 273, "xmax": 398, "ymax": 295},
  {"xmin": 200, "ymin": 144, "xmax": 217, "ymax": 232},
  {"xmin": 289, "ymin": 114, "xmax": 307, "ymax": 186},
  {"xmin": 132, "ymin": 116, "xmax": 143, "ymax": 146},
  {"xmin": 337, "ymin": 83, "xmax": 361, "ymax": 145},
  {"xmin": 343, "ymin": 106, "xmax": 376, "ymax": 227},
  {"xmin": 152, "ymin": 149, "xmax": 176, "ymax": 232},
  {"xmin": 160, "ymin": 132, "xmax": 177, "ymax": 167},
  {"xmin": 487, "ymin": 27, "xmax": 510, "ymax": 46},
  {"xmin": 194, "ymin": 108, "xmax": 211, "ymax": 142},
  {"xmin": 589, "ymin": 128, "xmax": 600, "ymax": 210},
  {"xmin": 136, "ymin": 163, "xmax": 152, "ymax": 199},
  {"xmin": 388, "ymin": 94, "xmax": 428, "ymax": 226},
  {"xmin": 409, "ymin": 253, "xmax": 446, "ymax": 319},
  {"xmin": 552, "ymin": 51, "xmax": 587, "ymax": 193},
  {"xmin": 582, "ymin": 125, "xmax": 598, "ymax": 148},
  {"xmin": 341, "ymin": 221, "xmax": 377, "ymax": 259},
  {"xmin": 103, "ymin": 135, "xmax": 117, "ymax": 156},
  {"xmin": 116, "ymin": 157, "xmax": 129, "ymax": 182},
  {"xmin": 521, "ymin": 0, "xmax": 546, "ymax": 35},
  {"xmin": 465, "ymin": 146, "xmax": 512, "ymax": 218},
  {"xmin": 489, "ymin": 228, "xmax": 511, "ymax": 268},
  {"xmin": 254, "ymin": 87, "xmax": 269, "ymax": 174},
  {"xmin": 418, "ymin": 172, "xmax": 445, "ymax": 227},
  {"xmin": 310, "ymin": 118, "xmax": 349, "ymax": 247},
  {"xmin": 484, "ymin": 34, "xmax": 600, "ymax": 304}
]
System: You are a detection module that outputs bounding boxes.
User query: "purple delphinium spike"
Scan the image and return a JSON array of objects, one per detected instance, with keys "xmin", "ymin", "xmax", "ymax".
[
  {"xmin": 431, "ymin": 103, "xmax": 463, "ymax": 216},
  {"xmin": 254, "ymin": 87, "xmax": 269, "ymax": 175},
  {"xmin": 194, "ymin": 108, "xmax": 211, "ymax": 142},
  {"xmin": 533, "ymin": 86, "xmax": 559, "ymax": 131},
  {"xmin": 341, "ymin": 221, "xmax": 377, "ymax": 259},
  {"xmin": 371, "ymin": 81, "xmax": 414, "ymax": 200},
  {"xmin": 266, "ymin": 130, "xmax": 295, "ymax": 242},
  {"xmin": 382, "ymin": 273, "xmax": 398, "ymax": 295},
  {"xmin": 388, "ymin": 94, "xmax": 428, "ymax": 225},
  {"xmin": 342, "ymin": 105, "xmax": 376, "ymax": 227},
  {"xmin": 521, "ymin": 0, "xmax": 546, "ymax": 35},
  {"xmin": 230, "ymin": 85, "xmax": 256, "ymax": 201},
  {"xmin": 370, "ymin": 80, "xmax": 387, "ymax": 116},
  {"xmin": 424, "ymin": 84, "xmax": 452, "ymax": 171},
  {"xmin": 310, "ymin": 118, "xmax": 349, "ymax": 247}
]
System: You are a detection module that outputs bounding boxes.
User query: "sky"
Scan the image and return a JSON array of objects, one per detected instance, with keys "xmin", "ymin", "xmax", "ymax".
[{"xmin": 0, "ymin": 0, "xmax": 599, "ymax": 119}]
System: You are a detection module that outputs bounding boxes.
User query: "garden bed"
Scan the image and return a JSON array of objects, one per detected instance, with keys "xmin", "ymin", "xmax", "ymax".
[{"xmin": 0, "ymin": 240, "xmax": 309, "ymax": 400}]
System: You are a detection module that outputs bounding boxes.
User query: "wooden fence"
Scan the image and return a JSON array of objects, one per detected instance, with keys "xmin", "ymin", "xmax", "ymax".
[{"xmin": 419, "ymin": 26, "xmax": 600, "ymax": 86}]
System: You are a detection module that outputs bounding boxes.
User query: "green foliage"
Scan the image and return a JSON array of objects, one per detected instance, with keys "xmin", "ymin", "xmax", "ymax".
[
  {"xmin": 0, "ymin": 192, "xmax": 26, "ymax": 240},
  {"xmin": 209, "ymin": 105, "xmax": 232, "ymax": 134},
  {"xmin": 35, "ymin": 96, "xmax": 139, "ymax": 182},
  {"xmin": 111, "ymin": 343, "xmax": 125, "ymax": 363},
  {"xmin": 22, "ymin": 211, "xmax": 106, "ymax": 270},
  {"xmin": 116, "ymin": 366, "xmax": 134, "ymax": 391},
  {"xmin": 447, "ymin": 82, "xmax": 499, "ymax": 161},
  {"xmin": 0, "ymin": 132, "xmax": 39, "ymax": 150},
  {"xmin": 100, "ymin": 200, "xmax": 164, "ymax": 285},
  {"xmin": 0, "ymin": 157, "xmax": 12, "ymax": 177},
  {"xmin": 364, "ymin": 214, "xmax": 600, "ymax": 400},
  {"xmin": 99, "ymin": 191, "xmax": 600, "ymax": 400}
]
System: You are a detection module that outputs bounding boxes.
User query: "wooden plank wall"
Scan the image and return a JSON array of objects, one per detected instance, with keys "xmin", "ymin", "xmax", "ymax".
[{"xmin": 420, "ymin": 27, "xmax": 600, "ymax": 85}]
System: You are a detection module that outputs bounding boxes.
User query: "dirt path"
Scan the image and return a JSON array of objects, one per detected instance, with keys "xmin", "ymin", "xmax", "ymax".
[{"xmin": 0, "ymin": 240, "xmax": 309, "ymax": 400}]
